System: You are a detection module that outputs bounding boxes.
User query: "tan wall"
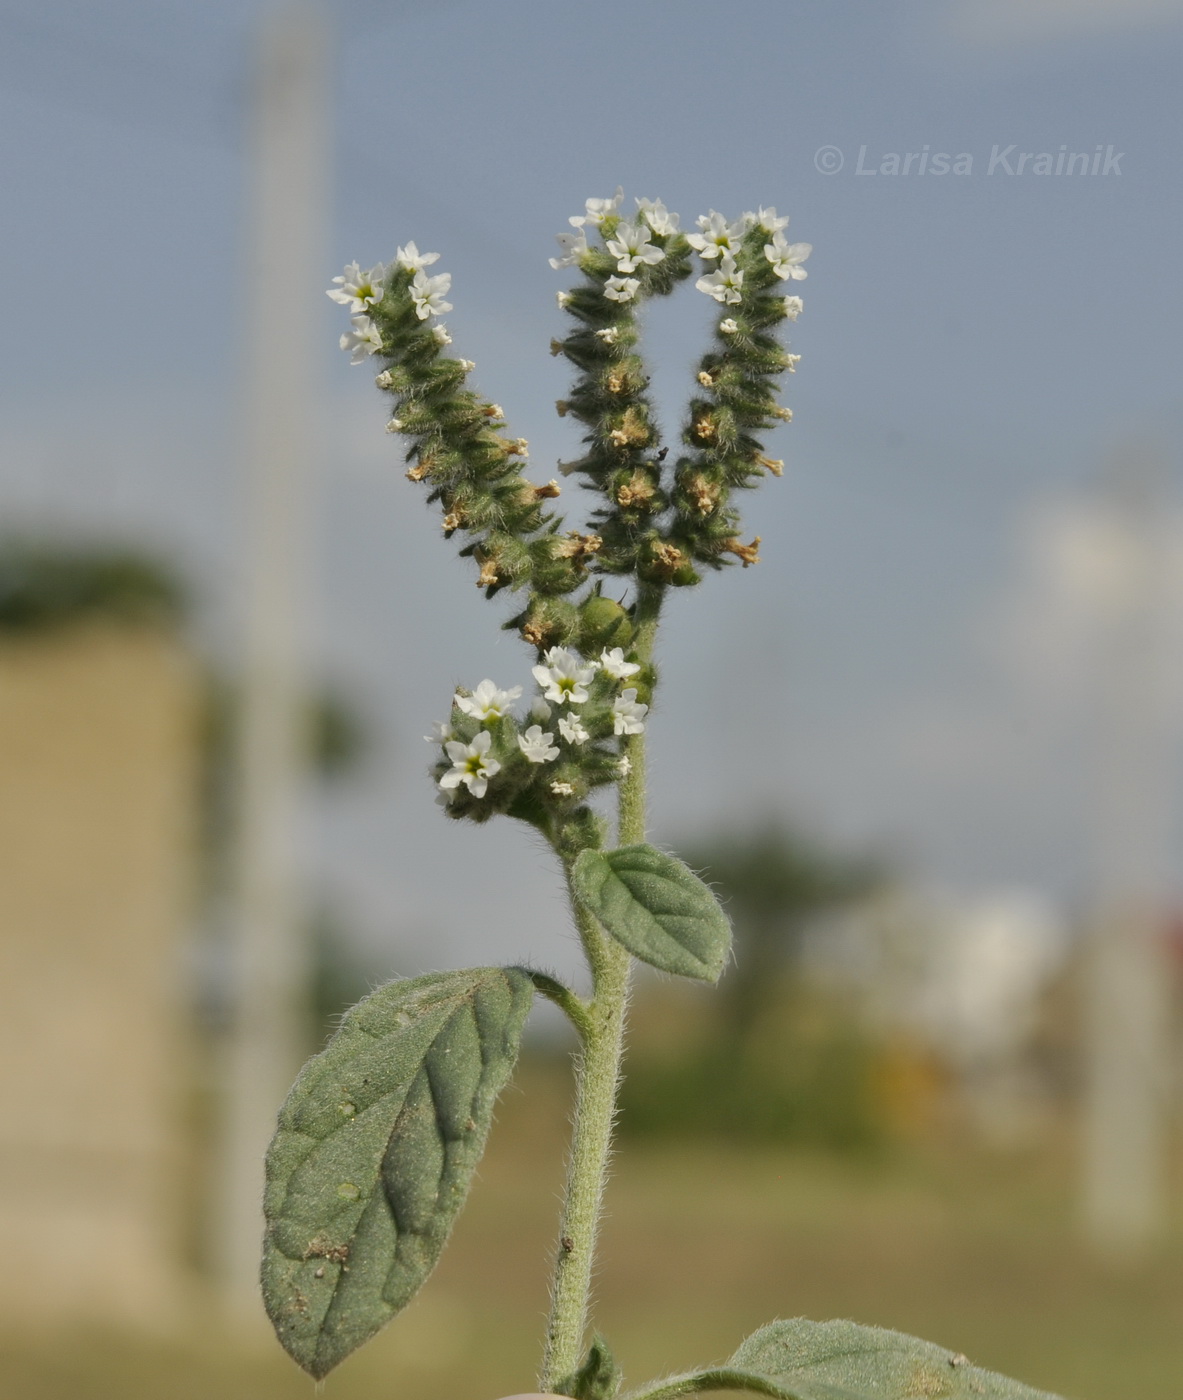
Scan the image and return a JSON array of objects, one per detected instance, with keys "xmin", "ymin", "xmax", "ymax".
[{"xmin": 0, "ymin": 624, "xmax": 198, "ymax": 1325}]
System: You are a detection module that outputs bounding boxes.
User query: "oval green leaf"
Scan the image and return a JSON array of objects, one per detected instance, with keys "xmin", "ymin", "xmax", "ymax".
[
  {"xmin": 572, "ymin": 843, "xmax": 731, "ymax": 982},
  {"xmin": 262, "ymin": 966, "xmax": 534, "ymax": 1378},
  {"xmin": 623, "ymin": 1318, "xmax": 1065, "ymax": 1400}
]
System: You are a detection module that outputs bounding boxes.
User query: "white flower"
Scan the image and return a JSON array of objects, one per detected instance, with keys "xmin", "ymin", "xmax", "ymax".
[
  {"xmin": 532, "ymin": 647, "xmax": 599, "ymax": 705},
  {"xmin": 557, "ymin": 714, "xmax": 589, "ymax": 745},
  {"xmin": 375, "ymin": 369, "xmax": 394, "ymax": 388},
  {"xmin": 439, "ymin": 730, "xmax": 500, "ymax": 798},
  {"xmin": 752, "ymin": 206, "xmax": 789, "ymax": 234},
  {"xmin": 556, "ymin": 291, "xmax": 572, "ymax": 308},
  {"xmin": 549, "ymin": 228, "xmax": 590, "ymax": 270},
  {"xmin": 395, "ymin": 242, "xmax": 440, "ymax": 272},
  {"xmin": 425, "ymin": 720, "xmax": 453, "ymax": 744},
  {"xmin": 385, "ymin": 417, "xmax": 403, "ymax": 433},
  {"xmin": 635, "ymin": 197, "xmax": 679, "ymax": 236},
  {"xmin": 688, "ymin": 211, "xmax": 745, "ymax": 260},
  {"xmin": 696, "ymin": 256, "xmax": 744, "ymax": 305},
  {"xmin": 605, "ymin": 221, "xmax": 665, "ymax": 274},
  {"xmin": 570, "ymin": 187, "xmax": 624, "ymax": 228},
  {"xmin": 339, "ymin": 314, "xmax": 384, "ymax": 363},
  {"xmin": 617, "ymin": 754, "xmax": 632, "ymax": 777},
  {"xmin": 599, "ymin": 647, "xmax": 640, "ymax": 681},
  {"xmin": 604, "ymin": 275, "xmax": 640, "ymax": 303},
  {"xmin": 411, "ymin": 268, "xmax": 453, "ymax": 319},
  {"xmin": 719, "ymin": 318, "xmax": 739, "ymax": 335},
  {"xmin": 432, "ymin": 323, "xmax": 452, "ymax": 345},
  {"xmin": 550, "ymin": 780, "xmax": 576, "ymax": 797},
  {"xmin": 782, "ymin": 295, "xmax": 803, "ymax": 320},
  {"xmin": 454, "ymin": 678, "xmax": 522, "ymax": 721},
  {"xmin": 765, "ymin": 232, "xmax": 811, "ymax": 281},
  {"xmin": 612, "ymin": 689, "xmax": 648, "ymax": 735},
  {"xmin": 595, "ymin": 326, "xmax": 620, "ymax": 344},
  {"xmin": 327, "ymin": 261, "xmax": 387, "ymax": 313},
  {"xmin": 518, "ymin": 725, "xmax": 560, "ymax": 763}
]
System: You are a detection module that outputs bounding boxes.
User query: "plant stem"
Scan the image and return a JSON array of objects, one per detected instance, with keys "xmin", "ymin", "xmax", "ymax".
[
  {"xmin": 540, "ymin": 901, "xmax": 631, "ymax": 1390},
  {"xmin": 539, "ymin": 585, "xmax": 663, "ymax": 1391}
]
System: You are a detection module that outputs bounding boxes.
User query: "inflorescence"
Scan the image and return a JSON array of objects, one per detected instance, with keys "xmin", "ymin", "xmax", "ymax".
[{"xmin": 328, "ymin": 191, "xmax": 809, "ymax": 837}]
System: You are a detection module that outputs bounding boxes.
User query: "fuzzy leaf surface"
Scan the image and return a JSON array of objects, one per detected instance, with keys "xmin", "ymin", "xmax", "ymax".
[
  {"xmin": 559, "ymin": 1333, "xmax": 623, "ymax": 1400},
  {"xmin": 573, "ymin": 844, "xmax": 731, "ymax": 981},
  {"xmin": 624, "ymin": 1318, "xmax": 1065, "ymax": 1400},
  {"xmin": 262, "ymin": 967, "xmax": 534, "ymax": 1378}
]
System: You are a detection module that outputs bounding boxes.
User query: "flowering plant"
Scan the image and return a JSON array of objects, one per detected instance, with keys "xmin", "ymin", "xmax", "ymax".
[{"xmin": 263, "ymin": 193, "xmax": 1062, "ymax": 1400}]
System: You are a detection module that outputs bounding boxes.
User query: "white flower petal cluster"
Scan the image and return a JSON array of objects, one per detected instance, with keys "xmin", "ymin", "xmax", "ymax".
[
  {"xmin": 411, "ymin": 269, "xmax": 453, "ymax": 320},
  {"xmin": 549, "ymin": 228, "xmax": 590, "ymax": 270},
  {"xmin": 604, "ymin": 275, "xmax": 640, "ymax": 303},
  {"xmin": 635, "ymin": 197, "xmax": 679, "ymax": 236},
  {"xmin": 327, "ymin": 261, "xmax": 387, "ymax": 313},
  {"xmin": 719, "ymin": 317, "xmax": 739, "ymax": 335},
  {"xmin": 765, "ymin": 232, "xmax": 811, "ymax": 281},
  {"xmin": 395, "ymin": 241, "xmax": 440, "ymax": 272},
  {"xmin": 518, "ymin": 725, "xmax": 560, "ymax": 763},
  {"xmin": 696, "ymin": 256, "xmax": 744, "ymax": 304},
  {"xmin": 557, "ymin": 714, "xmax": 589, "ymax": 745},
  {"xmin": 570, "ymin": 187, "xmax": 624, "ymax": 228},
  {"xmin": 687, "ymin": 211, "xmax": 745, "ymax": 260},
  {"xmin": 454, "ymin": 678, "xmax": 522, "ymax": 721},
  {"xmin": 425, "ymin": 720, "xmax": 453, "ymax": 744},
  {"xmin": 532, "ymin": 647, "xmax": 599, "ymax": 705},
  {"xmin": 782, "ymin": 295, "xmax": 804, "ymax": 320},
  {"xmin": 432, "ymin": 323, "xmax": 452, "ymax": 345},
  {"xmin": 605, "ymin": 221, "xmax": 665, "ymax": 274},
  {"xmin": 339, "ymin": 315, "xmax": 384, "ymax": 363},
  {"xmin": 599, "ymin": 647, "xmax": 640, "ymax": 681},
  {"xmin": 440, "ymin": 731, "xmax": 499, "ymax": 798},
  {"xmin": 612, "ymin": 689, "xmax": 648, "ymax": 735},
  {"xmin": 751, "ymin": 206, "xmax": 789, "ymax": 234}
]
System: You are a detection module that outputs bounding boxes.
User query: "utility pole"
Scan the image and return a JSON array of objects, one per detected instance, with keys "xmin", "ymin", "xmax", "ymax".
[
  {"xmin": 216, "ymin": 2, "xmax": 329, "ymax": 1312},
  {"xmin": 1081, "ymin": 447, "xmax": 1175, "ymax": 1256}
]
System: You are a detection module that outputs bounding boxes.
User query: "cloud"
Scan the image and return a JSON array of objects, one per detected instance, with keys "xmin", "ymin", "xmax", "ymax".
[{"xmin": 948, "ymin": 0, "xmax": 1183, "ymax": 45}]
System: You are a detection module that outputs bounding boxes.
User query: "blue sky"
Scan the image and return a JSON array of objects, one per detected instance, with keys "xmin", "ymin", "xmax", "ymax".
[{"xmin": 3, "ymin": 0, "xmax": 1183, "ymax": 978}]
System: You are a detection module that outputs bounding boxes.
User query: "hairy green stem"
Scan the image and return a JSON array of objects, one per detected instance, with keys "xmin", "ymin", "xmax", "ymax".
[
  {"xmin": 539, "ymin": 585, "xmax": 663, "ymax": 1391},
  {"xmin": 540, "ymin": 901, "xmax": 631, "ymax": 1390}
]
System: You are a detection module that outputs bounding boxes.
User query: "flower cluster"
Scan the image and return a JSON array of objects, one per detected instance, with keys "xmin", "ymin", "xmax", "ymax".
[
  {"xmin": 666, "ymin": 207, "xmax": 810, "ymax": 573},
  {"xmin": 331, "ymin": 191, "xmax": 808, "ymax": 832},
  {"xmin": 429, "ymin": 645, "xmax": 647, "ymax": 829},
  {"xmin": 546, "ymin": 190, "xmax": 695, "ymax": 583},
  {"xmin": 328, "ymin": 247, "xmax": 596, "ymax": 623},
  {"xmin": 548, "ymin": 194, "xmax": 808, "ymax": 586}
]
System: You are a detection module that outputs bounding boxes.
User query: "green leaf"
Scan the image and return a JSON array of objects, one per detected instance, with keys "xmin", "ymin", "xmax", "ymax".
[
  {"xmin": 558, "ymin": 1333, "xmax": 623, "ymax": 1400},
  {"xmin": 572, "ymin": 843, "xmax": 731, "ymax": 981},
  {"xmin": 261, "ymin": 966, "xmax": 534, "ymax": 1379},
  {"xmin": 623, "ymin": 1318, "xmax": 1065, "ymax": 1400}
]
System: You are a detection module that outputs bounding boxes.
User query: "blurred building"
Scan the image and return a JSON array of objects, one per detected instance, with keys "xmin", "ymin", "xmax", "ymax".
[
  {"xmin": 808, "ymin": 886, "xmax": 1072, "ymax": 1142},
  {"xmin": 0, "ymin": 553, "xmax": 199, "ymax": 1325}
]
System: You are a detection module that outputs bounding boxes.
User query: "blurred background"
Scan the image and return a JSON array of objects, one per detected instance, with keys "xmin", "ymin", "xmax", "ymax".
[{"xmin": 1, "ymin": 1, "xmax": 1181, "ymax": 1396}]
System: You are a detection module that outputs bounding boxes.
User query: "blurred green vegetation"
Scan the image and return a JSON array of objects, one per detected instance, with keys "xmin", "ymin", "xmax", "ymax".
[
  {"xmin": 4, "ymin": 1057, "xmax": 1180, "ymax": 1400},
  {"xmin": 0, "ymin": 539, "xmax": 186, "ymax": 631},
  {"xmin": 620, "ymin": 823, "xmax": 889, "ymax": 1149}
]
